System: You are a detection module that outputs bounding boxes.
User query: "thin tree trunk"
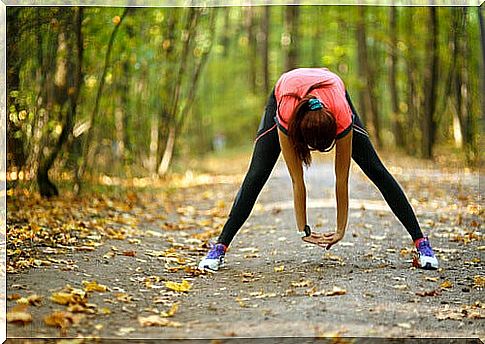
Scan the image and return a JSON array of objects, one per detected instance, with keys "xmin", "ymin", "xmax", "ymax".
[
  {"xmin": 158, "ymin": 8, "xmax": 217, "ymax": 176},
  {"xmin": 148, "ymin": 115, "xmax": 159, "ymax": 175},
  {"xmin": 403, "ymin": 9, "xmax": 420, "ymax": 155},
  {"xmin": 246, "ymin": 7, "xmax": 258, "ymax": 93},
  {"xmin": 38, "ymin": 8, "xmax": 83, "ymax": 197},
  {"xmin": 478, "ymin": 6, "xmax": 485, "ymax": 131},
  {"xmin": 421, "ymin": 7, "xmax": 439, "ymax": 159},
  {"xmin": 283, "ymin": 5, "xmax": 299, "ymax": 71},
  {"xmin": 389, "ymin": 6, "xmax": 404, "ymax": 148},
  {"xmin": 6, "ymin": 8, "xmax": 25, "ymax": 175},
  {"xmin": 261, "ymin": 6, "xmax": 270, "ymax": 94},
  {"xmin": 356, "ymin": 6, "xmax": 381, "ymax": 147},
  {"xmin": 157, "ymin": 9, "xmax": 199, "ymax": 176},
  {"xmin": 76, "ymin": 8, "xmax": 130, "ymax": 193}
]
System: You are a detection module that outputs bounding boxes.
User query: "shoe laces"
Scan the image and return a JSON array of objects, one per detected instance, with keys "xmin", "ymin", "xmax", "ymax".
[
  {"xmin": 207, "ymin": 243, "xmax": 226, "ymax": 259},
  {"xmin": 417, "ymin": 239, "xmax": 435, "ymax": 257}
]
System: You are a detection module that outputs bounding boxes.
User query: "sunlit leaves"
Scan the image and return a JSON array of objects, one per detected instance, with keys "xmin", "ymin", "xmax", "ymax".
[
  {"xmin": 7, "ymin": 305, "xmax": 33, "ymax": 325},
  {"xmin": 164, "ymin": 280, "xmax": 191, "ymax": 293}
]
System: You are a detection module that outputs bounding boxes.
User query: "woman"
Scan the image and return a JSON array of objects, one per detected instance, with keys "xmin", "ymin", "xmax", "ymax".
[{"xmin": 199, "ymin": 67, "xmax": 438, "ymax": 271}]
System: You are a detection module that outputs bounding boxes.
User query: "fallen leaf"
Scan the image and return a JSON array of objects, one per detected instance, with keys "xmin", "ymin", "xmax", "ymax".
[
  {"xmin": 473, "ymin": 275, "xmax": 485, "ymax": 289},
  {"xmin": 83, "ymin": 280, "xmax": 109, "ymax": 292},
  {"xmin": 440, "ymin": 280, "xmax": 453, "ymax": 289},
  {"xmin": 116, "ymin": 327, "xmax": 136, "ymax": 335},
  {"xmin": 165, "ymin": 280, "xmax": 191, "ymax": 292},
  {"xmin": 44, "ymin": 311, "xmax": 84, "ymax": 329},
  {"xmin": 291, "ymin": 280, "xmax": 312, "ymax": 288},
  {"xmin": 160, "ymin": 303, "xmax": 178, "ymax": 317},
  {"xmin": 274, "ymin": 265, "xmax": 284, "ymax": 272},
  {"xmin": 138, "ymin": 315, "xmax": 182, "ymax": 327},
  {"xmin": 50, "ymin": 290, "xmax": 87, "ymax": 306},
  {"xmin": 392, "ymin": 284, "xmax": 408, "ymax": 290},
  {"xmin": 115, "ymin": 293, "xmax": 133, "ymax": 303},
  {"xmin": 16, "ymin": 294, "xmax": 42, "ymax": 306},
  {"xmin": 416, "ymin": 289, "xmax": 441, "ymax": 297},
  {"xmin": 7, "ymin": 305, "xmax": 32, "ymax": 325},
  {"xmin": 397, "ymin": 322, "xmax": 411, "ymax": 329},
  {"xmin": 324, "ymin": 286, "xmax": 347, "ymax": 296}
]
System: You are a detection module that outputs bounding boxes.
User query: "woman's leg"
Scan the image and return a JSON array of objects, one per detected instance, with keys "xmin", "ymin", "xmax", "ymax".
[
  {"xmin": 217, "ymin": 91, "xmax": 281, "ymax": 246},
  {"xmin": 346, "ymin": 95, "xmax": 424, "ymax": 241}
]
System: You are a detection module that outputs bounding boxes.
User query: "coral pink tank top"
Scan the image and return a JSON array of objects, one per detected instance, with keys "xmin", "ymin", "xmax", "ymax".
[{"xmin": 275, "ymin": 68, "xmax": 353, "ymax": 138}]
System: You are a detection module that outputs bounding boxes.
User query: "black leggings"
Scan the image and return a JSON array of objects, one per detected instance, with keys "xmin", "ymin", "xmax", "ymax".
[{"xmin": 217, "ymin": 90, "xmax": 424, "ymax": 246}]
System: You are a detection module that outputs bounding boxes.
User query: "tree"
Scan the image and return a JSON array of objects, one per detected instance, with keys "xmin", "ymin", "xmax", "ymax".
[
  {"xmin": 421, "ymin": 7, "xmax": 439, "ymax": 159},
  {"xmin": 75, "ymin": 8, "xmax": 130, "ymax": 193},
  {"xmin": 157, "ymin": 8, "xmax": 218, "ymax": 176},
  {"xmin": 388, "ymin": 6, "xmax": 405, "ymax": 148},
  {"xmin": 283, "ymin": 5, "xmax": 299, "ymax": 71},
  {"xmin": 29, "ymin": 8, "xmax": 84, "ymax": 197},
  {"xmin": 356, "ymin": 6, "xmax": 381, "ymax": 147}
]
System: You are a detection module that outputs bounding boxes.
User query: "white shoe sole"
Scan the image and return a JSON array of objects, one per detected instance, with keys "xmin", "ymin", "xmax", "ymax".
[
  {"xmin": 198, "ymin": 258, "xmax": 224, "ymax": 272},
  {"xmin": 415, "ymin": 255, "xmax": 439, "ymax": 270}
]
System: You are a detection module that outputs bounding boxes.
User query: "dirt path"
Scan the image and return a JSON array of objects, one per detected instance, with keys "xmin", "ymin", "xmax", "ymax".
[{"xmin": 6, "ymin": 156, "xmax": 484, "ymax": 341}]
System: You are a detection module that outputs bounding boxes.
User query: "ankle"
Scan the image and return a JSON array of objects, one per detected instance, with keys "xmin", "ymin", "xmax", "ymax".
[
  {"xmin": 414, "ymin": 237, "xmax": 427, "ymax": 248},
  {"xmin": 216, "ymin": 243, "xmax": 228, "ymax": 252}
]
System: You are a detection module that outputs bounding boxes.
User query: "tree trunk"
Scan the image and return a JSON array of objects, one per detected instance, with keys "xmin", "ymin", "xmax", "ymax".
[
  {"xmin": 38, "ymin": 8, "xmax": 83, "ymax": 197},
  {"xmin": 246, "ymin": 7, "xmax": 258, "ymax": 93},
  {"xmin": 356, "ymin": 6, "xmax": 381, "ymax": 147},
  {"xmin": 421, "ymin": 7, "xmax": 439, "ymax": 159},
  {"xmin": 283, "ymin": 5, "xmax": 299, "ymax": 71},
  {"xmin": 156, "ymin": 9, "xmax": 199, "ymax": 176},
  {"xmin": 261, "ymin": 6, "xmax": 270, "ymax": 94},
  {"xmin": 403, "ymin": 9, "xmax": 420, "ymax": 155},
  {"xmin": 389, "ymin": 6, "xmax": 404, "ymax": 148},
  {"xmin": 478, "ymin": 6, "xmax": 485, "ymax": 132},
  {"xmin": 6, "ymin": 8, "xmax": 26, "ymax": 175},
  {"xmin": 158, "ymin": 125, "xmax": 176, "ymax": 176},
  {"xmin": 76, "ymin": 8, "xmax": 130, "ymax": 193},
  {"xmin": 157, "ymin": 8, "xmax": 217, "ymax": 176},
  {"xmin": 148, "ymin": 115, "xmax": 159, "ymax": 175}
]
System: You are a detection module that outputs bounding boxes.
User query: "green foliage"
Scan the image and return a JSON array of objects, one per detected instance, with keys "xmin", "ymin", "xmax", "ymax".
[{"xmin": 6, "ymin": 5, "xmax": 482, "ymax": 191}]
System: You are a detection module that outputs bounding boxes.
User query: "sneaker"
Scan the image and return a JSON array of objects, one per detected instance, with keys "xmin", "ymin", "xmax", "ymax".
[
  {"xmin": 413, "ymin": 237, "xmax": 439, "ymax": 270},
  {"xmin": 198, "ymin": 243, "xmax": 227, "ymax": 271}
]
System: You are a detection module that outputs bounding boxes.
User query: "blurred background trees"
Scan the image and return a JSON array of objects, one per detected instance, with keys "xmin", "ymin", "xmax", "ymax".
[{"xmin": 6, "ymin": 6, "xmax": 483, "ymax": 197}]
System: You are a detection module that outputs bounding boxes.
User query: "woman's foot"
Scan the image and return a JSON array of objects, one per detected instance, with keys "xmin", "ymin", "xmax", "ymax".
[
  {"xmin": 198, "ymin": 243, "xmax": 227, "ymax": 271},
  {"xmin": 413, "ymin": 237, "xmax": 439, "ymax": 270}
]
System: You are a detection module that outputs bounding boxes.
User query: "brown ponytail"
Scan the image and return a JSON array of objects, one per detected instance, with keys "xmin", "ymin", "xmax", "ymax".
[{"xmin": 287, "ymin": 95, "xmax": 337, "ymax": 166}]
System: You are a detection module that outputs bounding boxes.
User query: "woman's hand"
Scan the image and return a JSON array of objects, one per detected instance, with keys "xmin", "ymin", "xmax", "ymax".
[{"xmin": 302, "ymin": 230, "xmax": 345, "ymax": 250}]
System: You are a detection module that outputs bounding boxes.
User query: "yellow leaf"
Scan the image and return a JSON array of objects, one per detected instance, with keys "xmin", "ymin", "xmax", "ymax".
[
  {"xmin": 83, "ymin": 280, "xmax": 108, "ymax": 292},
  {"xmin": 7, "ymin": 305, "xmax": 32, "ymax": 325},
  {"xmin": 473, "ymin": 275, "xmax": 485, "ymax": 289},
  {"xmin": 50, "ymin": 292, "xmax": 74, "ymax": 305},
  {"xmin": 274, "ymin": 265, "xmax": 285, "ymax": 272},
  {"xmin": 50, "ymin": 289, "xmax": 87, "ymax": 305},
  {"xmin": 138, "ymin": 315, "xmax": 182, "ymax": 327},
  {"xmin": 44, "ymin": 311, "xmax": 84, "ymax": 329},
  {"xmin": 16, "ymin": 294, "xmax": 42, "ymax": 306},
  {"xmin": 165, "ymin": 280, "xmax": 191, "ymax": 292},
  {"xmin": 160, "ymin": 303, "xmax": 178, "ymax": 317},
  {"xmin": 115, "ymin": 293, "xmax": 133, "ymax": 303},
  {"xmin": 291, "ymin": 280, "xmax": 312, "ymax": 288},
  {"xmin": 100, "ymin": 307, "xmax": 111, "ymax": 315},
  {"xmin": 440, "ymin": 280, "xmax": 453, "ymax": 289}
]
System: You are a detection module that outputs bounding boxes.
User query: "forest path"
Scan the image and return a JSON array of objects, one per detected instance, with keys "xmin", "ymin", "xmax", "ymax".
[{"xmin": 7, "ymin": 155, "xmax": 483, "ymax": 342}]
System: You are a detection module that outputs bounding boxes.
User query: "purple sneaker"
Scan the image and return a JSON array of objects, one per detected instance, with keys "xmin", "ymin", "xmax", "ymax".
[
  {"xmin": 198, "ymin": 243, "xmax": 227, "ymax": 271},
  {"xmin": 413, "ymin": 237, "xmax": 439, "ymax": 270}
]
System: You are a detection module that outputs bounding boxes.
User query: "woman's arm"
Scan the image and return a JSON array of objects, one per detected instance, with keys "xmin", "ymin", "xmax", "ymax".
[
  {"xmin": 320, "ymin": 131, "xmax": 353, "ymax": 248},
  {"xmin": 278, "ymin": 129, "xmax": 307, "ymax": 233}
]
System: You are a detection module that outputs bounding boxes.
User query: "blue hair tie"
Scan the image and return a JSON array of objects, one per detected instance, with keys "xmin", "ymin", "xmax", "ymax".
[{"xmin": 308, "ymin": 98, "xmax": 323, "ymax": 111}]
